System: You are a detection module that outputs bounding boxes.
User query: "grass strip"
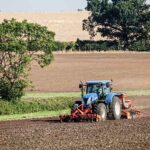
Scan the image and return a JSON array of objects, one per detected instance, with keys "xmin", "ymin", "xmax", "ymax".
[
  {"xmin": 0, "ymin": 109, "xmax": 70, "ymax": 121},
  {"xmin": 23, "ymin": 90, "xmax": 150, "ymax": 99},
  {"xmin": 0, "ymin": 97, "xmax": 76, "ymax": 115},
  {"xmin": 124, "ymin": 90, "xmax": 150, "ymax": 96},
  {"xmin": 23, "ymin": 92, "xmax": 80, "ymax": 99}
]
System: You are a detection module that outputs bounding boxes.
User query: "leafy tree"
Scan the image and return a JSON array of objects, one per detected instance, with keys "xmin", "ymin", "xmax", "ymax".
[
  {"xmin": 0, "ymin": 19, "xmax": 55, "ymax": 101},
  {"xmin": 83, "ymin": 0, "xmax": 150, "ymax": 50}
]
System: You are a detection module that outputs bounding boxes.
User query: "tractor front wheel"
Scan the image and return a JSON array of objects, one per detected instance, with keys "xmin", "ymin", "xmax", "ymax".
[
  {"xmin": 97, "ymin": 103, "xmax": 107, "ymax": 121},
  {"xmin": 111, "ymin": 96, "xmax": 122, "ymax": 120}
]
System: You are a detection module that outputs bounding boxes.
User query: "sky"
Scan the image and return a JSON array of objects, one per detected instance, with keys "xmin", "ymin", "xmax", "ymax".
[
  {"xmin": 0, "ymin": 0, "xmax": 150, "ymax": 12},
  {"xmin": 0, "ymin": 0, "xmax": 87, "ymax": 12}
]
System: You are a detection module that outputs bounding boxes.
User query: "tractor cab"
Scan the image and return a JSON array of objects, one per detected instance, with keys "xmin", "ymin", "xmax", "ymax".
[{"xmin": 79, "ymin": 80, "xmax": 112, "ymax": 100}]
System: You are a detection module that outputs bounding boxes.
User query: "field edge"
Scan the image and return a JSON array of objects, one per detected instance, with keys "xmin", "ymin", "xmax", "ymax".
[{"xmin": 0, "ymin": 109, "xmax": 70, "ymax": 122}]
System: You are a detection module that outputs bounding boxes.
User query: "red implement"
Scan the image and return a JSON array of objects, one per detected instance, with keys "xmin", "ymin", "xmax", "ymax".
[
  {"xmin": 119, "ymin": 95, "xmax": 141, "ymax": 119},
  {"xmin": 60, "ymin": 104, "xmax": 101, "ymax": 122}
]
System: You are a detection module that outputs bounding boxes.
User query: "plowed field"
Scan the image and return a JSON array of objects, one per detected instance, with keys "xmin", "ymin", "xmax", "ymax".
[
  {"xmin": 0, "ymin": 117, "xmax": 150, "ymax": 150},
  {"xmin": 29, "ymin": 52, "xmax": 150, "ymax": 92}
]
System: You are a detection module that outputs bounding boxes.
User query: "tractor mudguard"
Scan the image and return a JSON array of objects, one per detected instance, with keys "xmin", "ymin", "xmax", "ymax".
[{"xmin": 105, "ymin": 92, "xmax": 122, "ymax": 104}]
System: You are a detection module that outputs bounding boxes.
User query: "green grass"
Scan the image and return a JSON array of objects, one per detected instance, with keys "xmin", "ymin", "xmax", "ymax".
[
  {"xmin": 0, "ymin": 109, "xmax": 70, "ymax": 121},
  {"xmin": 0, "ymin": 97, "xmax": 75, "ymax": 115},
  {"xmin": 23, "ymin": 90, "xmax": 150, "ymax": 99},
  {"xmin": 121, "ymin": 90, "xmax": 150, "ymax": 96},
  {"xmin": 23, "ymin": 92, "xmax": 80, "ymax": 99}
]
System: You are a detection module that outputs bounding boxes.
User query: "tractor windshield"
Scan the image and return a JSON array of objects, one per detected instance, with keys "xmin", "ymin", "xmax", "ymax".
[{"xmin": 86, "ymin": 84, "xmax": 102, "ymax": 94}]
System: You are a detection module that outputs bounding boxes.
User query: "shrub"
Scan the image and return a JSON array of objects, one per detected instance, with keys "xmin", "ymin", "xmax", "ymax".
[
  {"xmin": 54, "ymin": 41, "xmax": 65, "ymax": 51},
  {"xmin": 54, "ymin": 41, "xmax": 76, "ymax": 51},
  {"xmin": 0, "ymin": 101, "xmax": 14, "ymax": 115},
  {"xmin": 0, "ymin": 97, "xmax": 77, "ymax": 115},
  {"xmin": 65, "ymin": 42, "xmax": 76, "ymax": 51},
  {"xmin": 75, "ymin": 39, "xmax": 119, "ymax": 51},
  {"xmin": 0, "ymin": 79, "xmax": 27, "ymax": 102},
  {"xmin": 53, "ymin": 39, "xmax": 150, "ymax": 51},
  {"xmin": 129, "ymin": 40, "xmax": 150, "ymax": 51}
]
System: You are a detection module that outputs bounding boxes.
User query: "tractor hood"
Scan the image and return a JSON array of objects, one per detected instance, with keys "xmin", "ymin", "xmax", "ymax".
[{"xmin": 82, "ymin": 93, "xmax": 98, "ymax": 107}]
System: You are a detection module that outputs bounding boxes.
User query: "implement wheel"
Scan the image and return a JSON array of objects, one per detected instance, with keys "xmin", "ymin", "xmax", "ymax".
[
  {"xmin": 111, "ymin": 96, "xmax": 122, "ymax": 120},
  {"xmin": 97, "ymin": 103, "xmax": 107, "ymax": 121}
]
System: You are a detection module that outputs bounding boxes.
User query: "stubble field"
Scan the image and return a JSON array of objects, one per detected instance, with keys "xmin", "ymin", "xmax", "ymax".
[{"xmin": 0, "ymin": 11, "xmax": 91, "ymax": 41}]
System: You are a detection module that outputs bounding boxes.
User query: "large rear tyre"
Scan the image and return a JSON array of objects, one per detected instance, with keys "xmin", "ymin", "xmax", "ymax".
[
  {"xmin": 111, "ymin": 96, "xmax": 122, "ymax": 120},
  {"xmin": 97, "ymin": 103, "xmax": 107, "ymax": 121}
]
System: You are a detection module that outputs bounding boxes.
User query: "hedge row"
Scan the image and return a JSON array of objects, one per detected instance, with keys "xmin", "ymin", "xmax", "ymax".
[
  {"xmin": 75, "ymin": 39, "xmax": 119, "ymax": 51},
  {"xmin": 0, "ymin": 97, "xmax": 77, "ymax": 115},
  {"xmin": 53, "ymin": 39, "xmax": 150, "ymax": 51},
  {"xmin": 54, "ymin": 41, "xmax": 76, "ymax": 51},
  {"xmin": 129, "ymin": 40, "xmax": 150, "ymax": 51}
]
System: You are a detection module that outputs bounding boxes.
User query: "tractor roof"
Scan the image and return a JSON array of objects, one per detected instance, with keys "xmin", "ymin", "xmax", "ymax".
[{"xmin": 86, "ymin": 80, "xmax": 111, "ymax": 85}]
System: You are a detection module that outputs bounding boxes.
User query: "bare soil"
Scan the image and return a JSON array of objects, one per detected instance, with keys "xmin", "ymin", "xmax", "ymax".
[
  {"xmin": 130, "ymin": 96, "xmax": 150, "ymax": 111},
  {"xmin": 29, "ymin": 52, "xmax": 150, "ymax": 92},
  {"xmin": 0, "ymin": 117, "xmax": 149, "ymax": 150}
]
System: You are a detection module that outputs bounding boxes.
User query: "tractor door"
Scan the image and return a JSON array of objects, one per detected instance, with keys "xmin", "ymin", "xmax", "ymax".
[{"xmin": 100, "ymin": 83, "xmax": 111, "ymax": 100}]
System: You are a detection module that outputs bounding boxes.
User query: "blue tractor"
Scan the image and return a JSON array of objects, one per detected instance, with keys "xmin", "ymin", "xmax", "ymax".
[{"xmin": 60, "ymin": 80, "xmax": 140, "ymax": 122}]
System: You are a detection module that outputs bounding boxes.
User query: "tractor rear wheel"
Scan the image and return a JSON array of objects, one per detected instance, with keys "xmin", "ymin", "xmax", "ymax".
[
  {"xmin": 111, "ymin": 96, "xmax": 122, "ymax": 120},
  {"xmin": 97, "ymin": 103, "xmax": 107, "ymax": 121}
]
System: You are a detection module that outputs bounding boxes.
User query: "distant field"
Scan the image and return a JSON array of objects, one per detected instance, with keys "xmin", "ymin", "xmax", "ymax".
[
  {"xmin": 29, "ymin": 52, "xmax": 150, "ymax": 92},
  {"xmin": 0, "ymin": 11, "xmax": 92, "ymax": 41},
  {"xmin": 1, "ymin": 12, "xmax": 150, "ymax": 92}
]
